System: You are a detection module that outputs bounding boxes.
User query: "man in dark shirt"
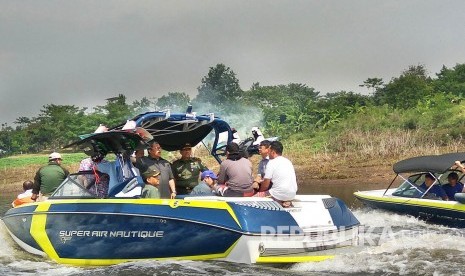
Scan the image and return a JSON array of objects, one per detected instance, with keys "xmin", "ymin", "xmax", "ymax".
[
  {"xmin": 135, "ymin": 141, "xmax": 176, "ymax": 199},
  {"xmin": 171, "ymin": 143, "xmax": 208, "ymax": 195},
  {"xmin": 419, "ymin": 173, "xmax": 448, "ymax": 200},
  {"xmin": 442, "ymin": 172, "xmax": 464, "ymax": 200},
  {"xmin": 31, "ymin": 152, "xmax": 69, "ymax": 201}
]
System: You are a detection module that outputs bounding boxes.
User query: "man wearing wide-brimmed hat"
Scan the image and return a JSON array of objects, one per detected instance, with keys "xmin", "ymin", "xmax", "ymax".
[
  {"xmin": 171, "ymin": 143, "xmax": 209, "ymax": 195},
  {"xmin": 31, "ymin": 152, "xmax": 69, "ymax": 201}
]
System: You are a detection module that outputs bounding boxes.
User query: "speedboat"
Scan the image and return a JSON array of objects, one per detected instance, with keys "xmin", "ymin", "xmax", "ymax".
[
  {"xmin": 2, "ymin": 110, "xmax": 360, "ymax": 266},
  {"xmin": 354, "ymin": 152, "xmax": 465, "ymax": 227}
]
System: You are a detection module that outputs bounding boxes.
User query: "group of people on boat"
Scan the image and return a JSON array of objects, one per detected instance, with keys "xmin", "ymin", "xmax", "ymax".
[
  {"xmin": 13, "ymin": 131, "xmax": 298, "ymax": 208},
  {"xmin": 134, "ymin": 138, "xmax": 297, "ymax": 207},
  {"xmin": 419, "ymin": 160, "xmax": 465, "ymax": 201}
]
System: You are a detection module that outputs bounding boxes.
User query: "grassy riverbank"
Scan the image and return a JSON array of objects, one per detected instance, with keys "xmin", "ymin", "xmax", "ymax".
[{"xmin": 1, "ymin": 135, "xmax": 463, "ymax": 195}]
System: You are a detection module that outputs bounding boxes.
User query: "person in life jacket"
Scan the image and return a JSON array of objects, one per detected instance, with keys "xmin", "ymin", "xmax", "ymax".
[{"xmin": 12, "ymin": 180, "xmax": 34, "ymax": 207}]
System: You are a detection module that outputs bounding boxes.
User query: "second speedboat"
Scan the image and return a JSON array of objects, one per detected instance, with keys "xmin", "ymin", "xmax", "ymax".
[{"xmin": 354, "ymin": 152, "xmax": 465, "ymax": 227}]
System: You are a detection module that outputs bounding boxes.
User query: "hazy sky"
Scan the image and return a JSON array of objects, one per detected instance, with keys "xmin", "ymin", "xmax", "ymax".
[{"xmin": 1, "ymin": 0, "xmax": 464, "ymax": 125}]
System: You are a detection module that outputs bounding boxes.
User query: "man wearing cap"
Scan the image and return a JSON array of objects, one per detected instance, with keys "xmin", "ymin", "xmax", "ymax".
[
  {"xmin": 171, "ymin": 143, "xmax": 209, "ymax": 195},
  {"xmin": 135, "ymin": 141, "xmax": 177, "ymax": 199},
  {"xmin": 141, "ymin": 166, "xmax": 161, "ymax": 199},
  {"xmin": 191, "ymin": 170, "xmax": 218, "ymax": 196},
  {"xmin": 31, "ymin": 152, "xmax": 69, "ymax": 201}
]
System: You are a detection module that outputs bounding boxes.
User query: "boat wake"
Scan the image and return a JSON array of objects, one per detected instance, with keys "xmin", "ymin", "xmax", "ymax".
[{"xmin": 292, "ymin": 208, "xmax": 465, "ymax": 275}]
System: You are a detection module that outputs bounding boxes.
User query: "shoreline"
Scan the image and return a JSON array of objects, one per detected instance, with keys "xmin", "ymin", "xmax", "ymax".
[{"xmin": 1, "ymin": 155, "xmax": 395, "ymax": 194}]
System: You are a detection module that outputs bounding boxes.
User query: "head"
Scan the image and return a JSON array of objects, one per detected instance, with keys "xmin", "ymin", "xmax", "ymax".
[
  {"xmin": 48, "ymin": 152, "xmax": 63, "ymax": 163},
  {"xmin": 147, "ymin": 141, "xmax": 162, "ymax": 159},
  {"xmin": 201, "ymin": 170, "xmax": 218, "ymax": 186},
  {"xmin": 226, "ymin": 142, "xmax": 240, "ymax": 156},
  {"xmin": 91, "ymin": 152, "xmax": 106, "ymax": 163},
  {"xmin": 251, "ymin": 127, "xmax": 263, "ymax": 140},
  {"xmin": 143, "ymin": 166, "xmax": 161, "ymax": 186},
  {"xmin": 22, "ymin": 180, "xmax": 33, "ymax": 191},
  {"xmin": 179, "ymin": 143, "xmax": 192, "ymax": 160},
  {"xmin": 269, "ymin": 141, "xmax": 283, "ymax": 159},
  {"xmin": 424, "ymin": 173, "xmax": 436, "ymax": 187},
  {"xmin": 134, "ymin": 149, "xmax": 145, "ymax": 158},
  {"xmin": 448, "ymin": 172, "xmax": 459, "ymax": 186},
  {"xmin": 258, "ymin": 140, "xmax": 271, "ymax": 158}
]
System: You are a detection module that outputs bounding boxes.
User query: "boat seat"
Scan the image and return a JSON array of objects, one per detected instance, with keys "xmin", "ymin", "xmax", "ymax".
[{"xmin": 108, "ymin": 176, "xmax": 144, "ymax": 198}]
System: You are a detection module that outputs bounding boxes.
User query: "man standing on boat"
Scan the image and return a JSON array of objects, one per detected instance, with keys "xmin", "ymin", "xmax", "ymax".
[
  {"xmin": 31, "ymin": 152, "xmax": 69, "ymax": 201},
  {"xmin": 171, "ymin": 143, "xmax": 209, "ymax": 195},
  {"xmin": 135, "ymin": 141, "xmax": 177, "ymax": 199},
  {"xmin": 254, "ymin": 141, "xmax": 297, "ymax": 207}
]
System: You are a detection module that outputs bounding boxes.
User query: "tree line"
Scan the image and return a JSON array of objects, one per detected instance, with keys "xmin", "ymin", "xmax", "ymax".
[{"xmin": 1, "ymin": 62, "xmax": 465, "ymax": 156}]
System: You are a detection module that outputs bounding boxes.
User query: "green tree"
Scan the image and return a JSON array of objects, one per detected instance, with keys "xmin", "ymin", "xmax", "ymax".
[
  {"xmin": 132, "ymin": 97, "xmax": 154, "ymax": 115},
  {"xmin": 94, "ymin": 94, "xmax": 132, "ymax": 127},
  {"xmin": 156, "ymin": 92, "xmax": 190, "ymax": 111},
  {"xmin": 27, "ymin": 104, "xmax": 87, "ymax": 150},
  {"xmin": 374, "ymin": 65, "xmax": 434, "ymax": 109},
  {"xmin": 359, "ymin": 77, "xmax": 384, "ymax": 95},
  {"xmin": 194, "ymin": 64, "xmax": 243, "ymax": 112},
  {"xmin": 242, "ymin": 83, "xmax": 320, "ymax": 135},
  {"xmin": 434, "ymin": 63, "xmax": 465, "ymax": 96}
]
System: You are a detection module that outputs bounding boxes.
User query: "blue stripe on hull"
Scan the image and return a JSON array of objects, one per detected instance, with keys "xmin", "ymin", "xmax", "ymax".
[
  {"xmin": 47, "ymin": 203, "xmax": 242, "ymax": 232},
  {"xmin": 357, "ymin": 197, "xmax": 465, "ymax": 228},
  {"xmin": 46, "ymin": 213, "xmax": 241, "ymax": 259}
]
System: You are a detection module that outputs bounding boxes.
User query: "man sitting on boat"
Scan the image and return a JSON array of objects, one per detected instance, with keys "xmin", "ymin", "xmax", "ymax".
[
  {"xmin": 253, "ymin": 141, "xmax": 298, "ymax": 207},
  {"xmin": 190, "ymin": 170, "xmax": 218, "ymax": 196},
  {"xmin": 442, "ymin": 172, "xmax": 464, "ymax": 201},
  {"xmin": 217, "ymin": 142, "xmax": 254, "ymax": 197},
  {"xmin": 419, "ymin": 173, "xmax": 448, "ymax": 200}
]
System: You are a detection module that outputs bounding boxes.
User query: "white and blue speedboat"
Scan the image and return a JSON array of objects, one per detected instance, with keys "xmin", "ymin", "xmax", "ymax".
[
  {"xmin": 2, "ymin": 110, "xmax": 360, "ymax": 266},
  {"xmin": 354, "ymin": 152, "xmax": 465, "ymax": 227}
]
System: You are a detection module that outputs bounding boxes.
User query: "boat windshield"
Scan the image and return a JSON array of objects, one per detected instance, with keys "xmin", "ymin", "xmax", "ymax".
[
  {"xmin": 392, "ymin": 173, "xmax": 426, "ymax": 198},
  {"xmin": 51, "ymin": 173, "xmax": 99, "ymax": 199}
]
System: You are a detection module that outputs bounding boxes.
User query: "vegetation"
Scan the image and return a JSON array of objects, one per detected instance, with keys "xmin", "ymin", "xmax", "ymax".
[{"xmin": 2, "ymin": 62, "xmax": 465, "ymax": 162}]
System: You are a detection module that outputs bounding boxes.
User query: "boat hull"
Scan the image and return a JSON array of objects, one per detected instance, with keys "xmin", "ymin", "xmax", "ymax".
[
  {"xmin": 354, "ymin": 190, "xmax": 465, "ymax": 227},
  {"xmin": 2, "ymin": 196, "xmax": 359, "ymax": 266}
]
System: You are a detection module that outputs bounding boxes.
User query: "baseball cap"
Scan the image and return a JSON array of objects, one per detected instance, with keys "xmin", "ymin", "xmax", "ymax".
[
  {"xmin": 201, "ymin": 170, "xmax": 218, "ymax": 180},
  {"xmin": 181, "ymin": 143, "xmax": 192, "ymax": 150},
  {"xmin": 49, "ymin": 152, "xmax": 62, "ymax": 160},
  {"xmin": 142, "ymin": 166, "xmax": 161, "ymax": 179}
]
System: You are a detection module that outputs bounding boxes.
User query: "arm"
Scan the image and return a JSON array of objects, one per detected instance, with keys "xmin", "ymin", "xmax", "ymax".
[
  {"xmin": 62, "ymin": 166, "xmax": 70, "ymax": 177},
  {"xmin": 439, "ymin": 186, "xmax": 449, "ymax": 201},
  {"xmin": 166, "ymin": 162, "xmax": 177, "ymax": 199},
  {"xmin": 31, "ymin": 169, "xmax": 41, "ymax": 200},
  {"xmin": 217, "ymin": 162, "xmax": 227, "ymax": 185},
  {"xmin": 169, "ymin": 179, "xmax": 176, "ymax": 199},
  {"xmin": 454, "ymin": 161, "xmax": 465, "ymax": 173},
  {"xmin": 258, "ymin": 178, "xmax": 272, "ymax": 192},
  {"xmin": 197, "ymin": 158, "xmax": 209, "ymax": 172}
]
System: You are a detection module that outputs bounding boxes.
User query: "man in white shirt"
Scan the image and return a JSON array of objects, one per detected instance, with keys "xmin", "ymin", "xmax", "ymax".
[{"xmin": 255, "ymin": 141, "xmax": 297, "ymax": 206}]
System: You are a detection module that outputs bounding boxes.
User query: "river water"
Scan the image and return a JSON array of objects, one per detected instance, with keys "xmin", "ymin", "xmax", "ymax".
[{"xmin": 2, "ymin": 181, "xmax": 465, "ymax": 275}]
